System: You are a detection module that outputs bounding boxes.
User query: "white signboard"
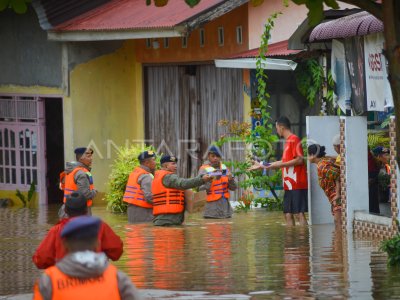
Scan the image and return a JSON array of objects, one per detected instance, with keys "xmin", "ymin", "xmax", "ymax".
[{"xmin": 364, "ymin": 32, "xmax": 393, "ymax": 111}]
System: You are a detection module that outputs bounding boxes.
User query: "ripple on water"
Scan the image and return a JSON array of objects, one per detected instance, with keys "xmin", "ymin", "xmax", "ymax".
[{"xmin": 0, "ymin": 206, "xmax": 396, "ymax": 299}]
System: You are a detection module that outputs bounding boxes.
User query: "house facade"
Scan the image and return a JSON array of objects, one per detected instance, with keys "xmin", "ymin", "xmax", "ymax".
[{"xmin": 0, "ymin": 0, "xmax": 354, "ymax": 206}]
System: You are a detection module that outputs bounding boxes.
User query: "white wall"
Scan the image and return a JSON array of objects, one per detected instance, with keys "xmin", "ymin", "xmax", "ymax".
[
  {"xmin": 307, "ymin": 116, "xmax": 340, "ymax": 224},
  {"xmin": 343, "ymin": 116, "xmax": 369, "ymax": 231}
]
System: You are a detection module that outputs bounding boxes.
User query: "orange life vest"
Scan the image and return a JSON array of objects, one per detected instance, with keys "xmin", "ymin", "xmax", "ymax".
[
  {"xmin": 152, "ymin": 170, "xmax": 185, "ymax": 215},
  {"xmin": 123, "ymin": 167, "xmax": 153, "ymax": 208},
  {"xmin": 34, "ymin": 264, "xmax": 120, "ymax": 300},
  {"xmin": 63, "ymin": 167, "xmax": 94, "ymax": 207},
  {"xmin": 385, "ymin": 163, "xmax": 391, "ymax": 175},
  {"xmin": 200, "ymin": 163, "xmax": 230, "ymax": 202}
]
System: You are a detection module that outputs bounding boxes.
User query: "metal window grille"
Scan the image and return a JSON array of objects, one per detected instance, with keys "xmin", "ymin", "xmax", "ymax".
[{"xmin": 0, "ymin": 96, "xmax": 45, "ymax": 190}]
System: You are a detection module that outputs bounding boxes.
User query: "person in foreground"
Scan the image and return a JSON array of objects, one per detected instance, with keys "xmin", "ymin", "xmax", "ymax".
[
  {"xmin": 152, "ymin": 155, "xmax": 213, "ymax": 226},
  {"xmin": 33, "ymin": 216, "xmax": 142, "ymax": 300},
  {"xmin": 32, "ymin": 191, "xmax": 123, "ymax": 269},
  {"xmin": 249, "ymin": 116, "xmax": 308, "ymax": 226},
  {"xmin": 307, "ymin": 144, "xmax": 342, "ymax": 228}
]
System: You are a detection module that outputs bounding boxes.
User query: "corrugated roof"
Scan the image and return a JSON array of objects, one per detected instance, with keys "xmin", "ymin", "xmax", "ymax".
[
  {"xmin": 32, "ymin": 0, "xmax": 109, "ymax": 30},
  {"xmin": 229, "ymin": 40, "xmax": 301, "ymax": 58},
  {"xmin": 309, "ymin": 11, "xmax": 383, "ymax": 42},
  {"xmin": 54, "ymin": 0, "xmax": 226, "ymax": 31}
]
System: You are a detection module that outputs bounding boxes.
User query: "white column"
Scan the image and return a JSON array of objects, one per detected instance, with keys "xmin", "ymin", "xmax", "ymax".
[
  {"xmin": 306, "ymin": 116, "xmax": 340, "ymax": 224},
  {"xmin": 343, "ymin": 116, "xmax": 369, "ymax": 231}
]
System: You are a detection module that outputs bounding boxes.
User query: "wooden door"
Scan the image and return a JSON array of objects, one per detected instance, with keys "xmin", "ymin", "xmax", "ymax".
[{"xmin": 145, "ymin": 65, "xmax": 243, "ymax": 178}]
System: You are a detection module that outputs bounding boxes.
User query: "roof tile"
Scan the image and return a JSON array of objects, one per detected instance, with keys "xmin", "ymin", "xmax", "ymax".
[{"xmin": 55, "ymin": 0, "xmax": 225, "ymax": 31}]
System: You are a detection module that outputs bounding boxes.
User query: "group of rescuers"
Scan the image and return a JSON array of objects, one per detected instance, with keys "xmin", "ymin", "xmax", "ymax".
[
  {"xmin": 123, "ymin": 146, "xmax": 237, "ymax": 225},
  {"xmin": 58, "ymin": 145, "xmax": 237, "ymax": 226},
  {"xmin": 31, "ymin": 145, "xmax": 237, "ymax": 299}
]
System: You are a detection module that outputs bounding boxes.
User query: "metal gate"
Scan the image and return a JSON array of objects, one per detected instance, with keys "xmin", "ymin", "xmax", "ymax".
[{"xmin": 0, "ymin": 95, "xmax": 46, "ymax": 203}]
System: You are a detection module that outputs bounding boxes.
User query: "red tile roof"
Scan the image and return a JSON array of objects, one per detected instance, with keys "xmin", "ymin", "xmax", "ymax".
[
  {"xmin": 229, "ymin": 40, "xmax": 301, "ymax": 58},
  {"xmin": 54, "ymin": 0, "xmax": 226, "ymax": 31}
]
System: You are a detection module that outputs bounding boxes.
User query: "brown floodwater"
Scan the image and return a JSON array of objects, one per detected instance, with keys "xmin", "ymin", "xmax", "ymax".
[{"xmin": 1, "ymin": 205, "xmax": 400, "ymax": 299}]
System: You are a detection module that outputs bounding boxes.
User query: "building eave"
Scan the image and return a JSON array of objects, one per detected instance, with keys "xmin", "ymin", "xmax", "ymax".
[
  {"xmin": 47, "ymin": 27, "xmax": 187, "ymax": 41},
  {"xmin": 185, "ymin": 0, "xmax": 248, "ymax": 32},
  {"xmin": 214, "ymin": 58, "xmax": 297, "ymax": 71}
]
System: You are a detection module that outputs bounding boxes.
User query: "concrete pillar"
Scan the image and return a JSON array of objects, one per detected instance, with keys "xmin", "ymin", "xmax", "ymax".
[
  {"xmin": 306, "ymin": 116, "xmax": 340, "ymax": 224},
  {"xmin": 341, "ymin": 116, "xmax": 369, "ymax": 232}
]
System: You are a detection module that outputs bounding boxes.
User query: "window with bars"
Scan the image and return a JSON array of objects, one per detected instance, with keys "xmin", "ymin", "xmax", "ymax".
[{"xmin": 0, "ymin": 96, "xmax": 43, "ymax": 188}]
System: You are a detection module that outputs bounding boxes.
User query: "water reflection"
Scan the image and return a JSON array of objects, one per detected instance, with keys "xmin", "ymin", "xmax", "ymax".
[
  {"xmin": 282, "ymin": 227, "xmax": 310, "ymax": 298},
  {"xmin": 0, "ymin": 206, "xmax": 399, "ymax": 299}
]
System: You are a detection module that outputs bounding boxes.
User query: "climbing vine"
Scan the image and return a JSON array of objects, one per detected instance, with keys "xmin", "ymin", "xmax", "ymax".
[{"xmin": 217, "ymin": 13, "xmax": 283, "ymax": 210}]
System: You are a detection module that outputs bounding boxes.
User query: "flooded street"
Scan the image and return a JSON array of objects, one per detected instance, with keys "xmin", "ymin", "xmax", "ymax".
[{"xmin": 1, "ymin": 206, "xmax": 400, "ymax": 299}]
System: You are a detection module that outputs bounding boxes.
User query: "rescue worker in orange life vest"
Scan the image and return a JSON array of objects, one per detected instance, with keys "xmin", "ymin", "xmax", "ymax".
[
  {"xmin": 123, "ymin": 151, "xmax": 156, "ymax": 223},
  {"xmin": 198, "ymin": 145, "xmax": 237, "ymax": 219},
  {"xmin": 59, "ymin": 147, "xmax": 96, "ymax": 219},
  {"xmin": 33, "ymin": 216, "xmax": 142, "ymax": 300},
  {"xmin": 152, "ymin": 155, "xmax": 213, "ymax": 226}
]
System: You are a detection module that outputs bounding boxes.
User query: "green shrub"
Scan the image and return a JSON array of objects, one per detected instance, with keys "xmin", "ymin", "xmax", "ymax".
[
  {"xmin": 16, "ymin": 181, "xmax": 36, "ymax": 207},
  {"xmin": 253, "ymin": 196, "xmax": 283, "ymax": 211},
  {"xmin": 368, "ymin": 131, "xmax": 390, "ymax": 149},
  {"xmin": 380, "ymin": 234, "xmax": 400, "ymax": 266},
  {"xmin": 104, "ymin": 145, "xmax": 155, "ymax": 213}
]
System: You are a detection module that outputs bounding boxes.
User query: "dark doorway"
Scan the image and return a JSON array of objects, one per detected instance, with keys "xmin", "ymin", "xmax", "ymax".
[{"xmin": 44, "ymin": 98, "xmax": 64, "ymax": 204}]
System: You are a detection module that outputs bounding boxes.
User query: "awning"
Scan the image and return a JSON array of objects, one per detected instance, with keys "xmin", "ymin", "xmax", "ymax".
[
  {"xmin": 215, "ymin": 40, "xmax": 299, "ymax": 71},
  {"xmin": 214, "ymin": 58, "xmax": 297, "ymax": 71},
  {"xmin": 229, "ymin": 40, "xmax": 301, "ymax": 58},
  {"xmin": 309, "ymin": 11, "xmax": 383, "ymax": 42}
]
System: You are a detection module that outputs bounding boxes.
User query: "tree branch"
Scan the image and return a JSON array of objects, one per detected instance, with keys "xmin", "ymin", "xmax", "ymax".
[{"xmin": 337, "ymin": 0, "xmax": 382, "ymax": 20}]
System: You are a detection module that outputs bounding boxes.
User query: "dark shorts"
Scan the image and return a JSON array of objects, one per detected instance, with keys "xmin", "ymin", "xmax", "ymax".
[{"xmin": 283, "ymin": 189, "xmax": 308, "ymax": 214}]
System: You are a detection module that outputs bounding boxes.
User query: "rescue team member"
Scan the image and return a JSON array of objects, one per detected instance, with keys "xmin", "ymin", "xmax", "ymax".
[
  {"xmin": 33, "ymin": 216, "xmax": 142, "ymax": 300},
  {"xmin": 123, "ymin": 151, "xmax": 156, "ymax": 223},
  {"xmin": 32, "ymin": 191, "xmax": 123, "ymax": 269},
  {"xmin": 59, "ymin": 147, "xmax": 96, "ymax": 218},
  {"xmin": 152, "ymin": 155, "xmax": 213, "ymax": 226},
  {"xmin": 198, "ymin": 146, "xmax": 237, "ymax": 219},
  {"xmin": 250, "ymin": 116, "xmax": 308, "ymax": 226}
]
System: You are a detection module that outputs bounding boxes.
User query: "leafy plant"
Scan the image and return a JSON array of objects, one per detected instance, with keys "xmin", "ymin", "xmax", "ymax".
[
  {"xmin": 380, "ymin": 234, "xmax": 400, "ymax": 266},
  {"xmin": 235, "ymin": 190, "xmax": 255, "ymax": 212},
  {"xmin": 0, "ymin": 0, "xmax": 31, "ymax": 14},
  {"xmin": 104, "ymin": 145, "xmax": 156, "ymax": 213},
  {"xmin": 295, "ymin": 59, "xmax": 336, "ymax": 115},
  {"xmin": 381, "ymin": 113, "xmax": 394, "ymax": 129},
  {"xmin": 15, "ymin": 181, "xmax": 35, "ymax": 207},
  {"xmin": 253, "ymin": 196, "xmax": 283, "ymax": 211},
  {"xmin": 368, "ymin": 131, "xmax": 390, "ymax": 149},
  {"xmin": 295, "ymin": 59, "xmax": 323, "ymax": 107},
  {"xmin": 216, "ymin": 13, "xmax": 282, "ymax": 207}
]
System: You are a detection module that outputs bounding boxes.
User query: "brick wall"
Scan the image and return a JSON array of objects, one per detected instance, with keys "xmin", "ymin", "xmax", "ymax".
[
  {"xmin": 389, "ymin": 116, "xmax": 399, "ymax": 235},
  {"xmin": 339, "ymin": 119, "xmax": 347, "ymax": 231}
]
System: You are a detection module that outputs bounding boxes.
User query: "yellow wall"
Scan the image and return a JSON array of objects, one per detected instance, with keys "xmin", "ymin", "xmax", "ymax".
[
  {"xmin": 67, "ymin": 40, "xmax": 143, "ymax": 202},
  {"xmin": 0, "ymin": 190, "xmax": 38, "ymax": 207},
  {"xmin": 0, "ymin": 85, "xmax": 62, "ymax": 95}
]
